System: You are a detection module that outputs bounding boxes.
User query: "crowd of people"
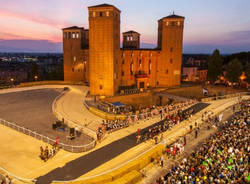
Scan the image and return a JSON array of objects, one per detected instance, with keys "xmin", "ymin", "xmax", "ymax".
[
  {"xmin": 154, "ymin": 99, "xmax": 249, "ymax": 184},
  {"xmin": 96, "ymin": 100, "xmax": 196, "ymax": 141},
  {"xmin": 102, "ymin": 119, "xmax": 129, "ymax": 132},
  {"xmin": 39, "ymin": 144, "xmax": 59, "ymax": 162},
  {"xmin": 136, "ymin": 107, "xmax": 196, "ymax": 144},
  {"xmin": 128, "ymin": 100, "xmax": 196, "ymax": 123},
  {"xmin": 0, "ymin": 175, "xmax": 11, "ymax": 184}
]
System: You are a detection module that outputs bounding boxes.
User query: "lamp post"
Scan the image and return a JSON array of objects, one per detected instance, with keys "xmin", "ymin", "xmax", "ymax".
[
  {"xmin": 10, "ymin": 78, "xmax": 14, "ymax": 86},
  {"xmin": 34, "ymin": 75, "xmax": 38, "ymax": 81}
]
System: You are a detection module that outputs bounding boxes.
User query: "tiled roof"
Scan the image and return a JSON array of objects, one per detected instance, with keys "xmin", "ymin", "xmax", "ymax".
[
  {"xmin": 123, "ymin": 30, "xmax": 140, "ymax": 35},
  {"xmin": 62, "ymin": 26, "xmax": 84, "ymax": 30}
]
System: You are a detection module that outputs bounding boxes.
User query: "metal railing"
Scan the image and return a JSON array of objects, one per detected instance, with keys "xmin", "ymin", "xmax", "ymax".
[
  {"xmin": 201, "ymin": 92, "xmax": 249, "ymax": 102},
  {"xmin": 0, "ymin": 118, "xmax": 96, "ymax": 153},
  {"xmin": 0, "ymin": 166, "xmax": 36, "ymax": 184},
  {"xmin": 52, "ymin": 88, "xmax": 97, "ymax": 141}
]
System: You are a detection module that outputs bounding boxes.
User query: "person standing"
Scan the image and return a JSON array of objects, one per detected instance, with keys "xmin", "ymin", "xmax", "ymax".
[
  {"xmin": 195, "ymin": 129, "xmax": 198, "ymax": 138},
  {"xmin": 160, "ymin": 155, "xmax": 164, "ymax": 167}
]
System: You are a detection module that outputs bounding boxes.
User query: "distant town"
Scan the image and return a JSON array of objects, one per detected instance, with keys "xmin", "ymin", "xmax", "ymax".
[{"xmin": 0, "ymin": 51, "xmax": 249, "ymax": 88}]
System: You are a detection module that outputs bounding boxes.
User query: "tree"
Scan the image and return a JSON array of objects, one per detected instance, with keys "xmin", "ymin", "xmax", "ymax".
[
  {"xmin": 27, "ymin": 62, "xmax": 39, "ymax": 81},
  {"xmin": 207, "ymin": 49, "xmax": 223, "ymax": 83},
  {"xmin": 245, "ymin": 63, "xmax": 250, "ymax": 84},
  {"xmin": 225, "ymin": 58, "xmax": 243, "ymax": 83}
]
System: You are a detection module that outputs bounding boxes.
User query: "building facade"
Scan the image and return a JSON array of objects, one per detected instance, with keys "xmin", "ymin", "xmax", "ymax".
[{"xmin": 63, "ymin": 4, "xmax": 185, "ymax": 96}]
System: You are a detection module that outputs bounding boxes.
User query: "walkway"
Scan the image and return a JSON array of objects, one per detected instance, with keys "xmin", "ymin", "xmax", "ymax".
[
  {"xmin": 36, "ymin": 103, "xmax": 208, "ymax": 184},
  {"xmin": 53, "ymin": 85, "xmax": 103, "ymax": 131}
]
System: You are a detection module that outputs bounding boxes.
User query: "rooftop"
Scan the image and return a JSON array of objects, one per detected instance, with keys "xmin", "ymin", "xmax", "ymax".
[
  {"xmin": 123, "ymin": 30, "xmax": 140, "ymax": 35},
  {"xmin": 62, "ymin": 26, "xmax": 84, "ymax": 30},
  {"xmin": 88, "ymin": 3, "xmax": 120, "ymax": 12},
  {"xmin": 159, "ymin": 13, "xmax": 185, "ymax": 21}
]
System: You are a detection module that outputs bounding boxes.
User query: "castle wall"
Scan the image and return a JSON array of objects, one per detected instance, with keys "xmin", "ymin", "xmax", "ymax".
[{"xmin": 62, "ymin": 4, "xmax": 184, "ymax": 96}]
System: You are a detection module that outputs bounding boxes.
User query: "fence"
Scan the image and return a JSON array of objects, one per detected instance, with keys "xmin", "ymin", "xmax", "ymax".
[
  {"xmin": 201, "ymin": 92, "xmax": 249, "ymax": 102},
  {"xmin": 52, "ymin": 88, "xmax": 97, "ymax": 141},
  {"xmin": 0, "ymin": 118, "xmax": 96, "ymax": 153},
  {"xmin": 0, "ymin": 166, "xmax": 36, "ymax": 184}
]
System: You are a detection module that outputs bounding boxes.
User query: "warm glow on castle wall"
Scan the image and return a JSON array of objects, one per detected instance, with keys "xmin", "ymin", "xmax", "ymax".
[{"xmin": 0, "ymin": 0, "xmax": 250, "ymax": 53}]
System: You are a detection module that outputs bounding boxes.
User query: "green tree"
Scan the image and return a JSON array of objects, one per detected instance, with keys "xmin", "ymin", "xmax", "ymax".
[
  {"xmin": 28, "ymin": 62, "xmax": 39, "ymax": 81},
  {"xmin": 207, "ymin": 49, "xmax": 223, "ymax": 83},
  {"xmin": 226, "ymin": 58, "xmax": 243, "ymax": 83},
  {"xmin": 245, "ymin": 63, "xmax": 250, "ymax": 84}
]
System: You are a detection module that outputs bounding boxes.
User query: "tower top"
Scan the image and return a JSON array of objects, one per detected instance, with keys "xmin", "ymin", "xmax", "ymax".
[
  {"xmin": 123, "ymin": 30, "xmax": 140, "ymax": 35},
  {"xmin": 159, "ymin": 14, "xmax": 185, "ymax": 21},
  {"xmin": 88, "ymin": 3, "xmax": 120, "ymax": 12}
]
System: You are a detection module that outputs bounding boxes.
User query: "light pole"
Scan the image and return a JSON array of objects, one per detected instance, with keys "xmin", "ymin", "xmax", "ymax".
[
  {"xmin": 34, "ymin": 75, "xmax": 38, "ymax": 81},
  {"xmin": 10, "ymin": 78, "xmax": 14, "ymax": 86}
]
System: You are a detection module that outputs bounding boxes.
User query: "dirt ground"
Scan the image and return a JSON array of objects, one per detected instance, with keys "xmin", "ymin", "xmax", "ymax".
[
  {"xmin": 0, "ymin": 89, "xmax": 93, "ymax": 146},
  {"xmin": 165, "ymin": 85, "xmax": 244, "ymax": 100},
  {"xmin": 103, "ymin": 92, "xmax": 170, "ymax": 110}
]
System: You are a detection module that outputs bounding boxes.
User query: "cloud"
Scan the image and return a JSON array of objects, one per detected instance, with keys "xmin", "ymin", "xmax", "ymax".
[
  {"xmin": 0, "ymin": 10, "xmax": 71, "ymax": 29},
  {"xmin": 0, "ymin": 39, "xmax": 62, "ymax": 52}
]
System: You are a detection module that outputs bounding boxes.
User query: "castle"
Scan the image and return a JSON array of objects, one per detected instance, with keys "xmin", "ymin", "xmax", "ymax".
[{"xmin": 63, "ymin": 4, "xmax": 184, "ymax": 96}]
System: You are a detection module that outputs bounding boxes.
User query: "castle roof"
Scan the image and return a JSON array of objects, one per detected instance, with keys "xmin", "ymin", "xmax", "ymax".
[
  {"xmin": 62, "ymin": 26, "xmax": 84, "ymax": 30},
  {"xmin": 159, "ymin": 14, "xmax": 185, "ymax": 21},
  {"xmin": 88, "ymin": 3, "xmax": 120, "ymax": 12},
  {"xmin": 123, "ymin": 30, "xmax": 140, "ymax": 35}
]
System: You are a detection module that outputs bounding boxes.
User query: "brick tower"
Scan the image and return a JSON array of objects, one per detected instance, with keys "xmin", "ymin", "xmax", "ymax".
[
  {"xmin": 122, "ymin": 31, "xmax": 140, "ymax": 49},
  {"xmin": 62, "ymin": 26, "xmax": 89, "ymax": 82},
  {"xmin": 88, "ymin": 4, "xmax": 121, "ymax": 96},
  {"xmin": 157, "ymin": 14, "xmax": 184, "ymax": 87}
]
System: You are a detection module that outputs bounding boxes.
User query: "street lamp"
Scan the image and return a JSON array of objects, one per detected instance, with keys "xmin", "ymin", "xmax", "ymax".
[
  {"xmin": 239, "ymin": 72, "xmax": 246, "ymax": 81},
  {"xmin": 34, "ymin": 75, "xmax": 38, "ymax": 81}
]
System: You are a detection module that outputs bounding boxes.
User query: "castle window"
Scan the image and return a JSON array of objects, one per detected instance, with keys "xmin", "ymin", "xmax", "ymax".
[
  {"xmin": 157, "ymin": 81, "xmax": 159, "ymax": 86},
  {"xmin": 72, "ymin": 32, "xmax": 75, "ymax": 39},
  {"xmin": 170, "ymin": 47, "xmax": 173, "ymax": 52},
  {"xmin": 139, "ymin": 59, "xmax": 142, "ymax": 67},
  {"xmin": 171, "ymin": 21, "xmax": 175, "ymax": 26},
  {"xmin": 93, "ymin": 12, "xmax": 96, "ymax": 17},
  {"xmin": 100, "ymin": 12, "xmax": 103, "ymax": 17},
  {"xmin": 165, "ymin": 69, "xmax": 168, "ymax": 74},
  {"xmin": 130, "ymin": 62, "xmax": 133, "ymax": 75},
  {"xmin": 76, "ymin": 32, "xmax": 79, "ymax": 38},
  {"xmin": 177, "ymin": 21, "xmax": 181, "ymax": 26},
  {"xmin": 122, "ymin": 71, "xmax": 124, "ymax": 76},
  {"xmin": 149, "ymin": 60, "xmax": 151, "ymax": 74},
  {"xmin": 122, "ymin": 59, "xmax": 124, "ymax": 64},
  {"xmin": 170, "ymin": 58, "xmax": 173, "ymax": 64},
  {"xmin": 73, "ymin": 56, "xmax": 76, "ymax": 62},
  {"xmin": 68, "ymin": 32, "xmax": 71, "ymax": 39},
  {"xmin": 72, "ymin": 68, "xmax": 74, "ymax": 72},
  {"xmin": 64, "ymin": 32, "xmax": 67, "ymax": 39},
  {"xmin": 99, "ymin": 85, "xmax": 103, "ymax": 90},
  {"xmin": 106, "ymin": 11, "xmax": 109, "ymax": 16},
  {"xmin": 166, "ymin": 22, "xmax": 169, "ymax": 26}
]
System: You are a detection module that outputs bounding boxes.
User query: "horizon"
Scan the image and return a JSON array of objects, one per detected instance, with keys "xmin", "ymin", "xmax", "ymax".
[{"xmin": 0, "ymin": 0, "xmax": 250, "ymax": 53}]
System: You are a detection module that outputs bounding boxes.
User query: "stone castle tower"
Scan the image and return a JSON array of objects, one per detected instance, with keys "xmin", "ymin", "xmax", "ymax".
[
  {"xmin": 62, "ymin": 4, "xmax": 185, "ymax": 96},
  {"xmin": 157, "ymin": 14, "xmax": 185, "ymax": 87},
  {"xmin": 88, "ymin": 4, "xmax": 121, "ymax": 96}
]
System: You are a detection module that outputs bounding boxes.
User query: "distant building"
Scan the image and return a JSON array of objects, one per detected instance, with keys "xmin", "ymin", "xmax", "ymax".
[
  {"xmin": 63, "ymin": 4, "xmax": 185, "ymax": 96},
  {"xmin": 182, "ymin": 66, "xmax": 207, "ymax": 82}
]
